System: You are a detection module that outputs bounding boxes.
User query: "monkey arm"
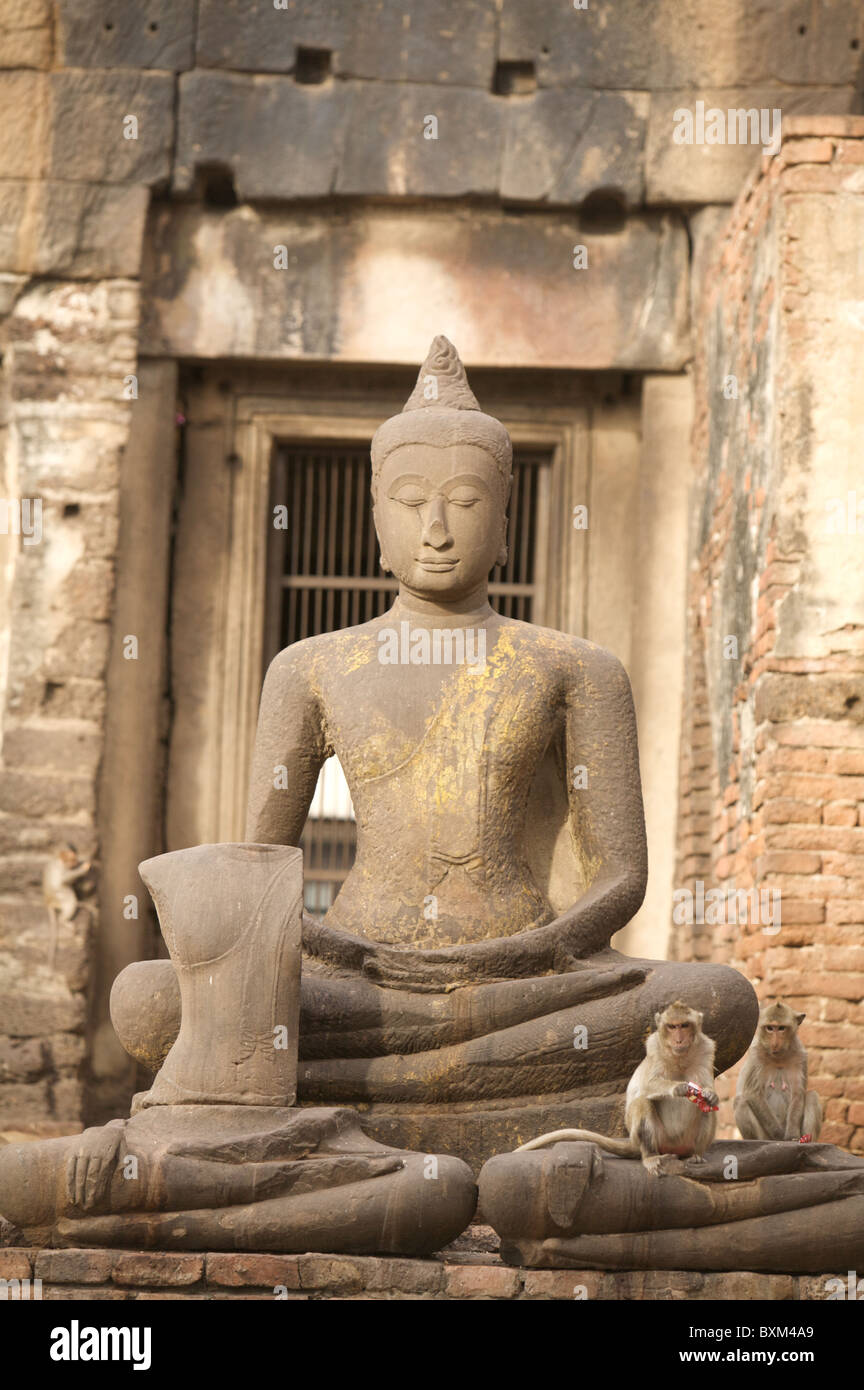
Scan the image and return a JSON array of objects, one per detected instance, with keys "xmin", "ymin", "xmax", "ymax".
[
  {"xmin": 64, "ymin": 861, "xmax": 92, "ymax": 884},
  {"xmin": 745, "ymin": 1094, "xmax": 785, "ymax": 1140},
  {"xmin": 784, "ymin": 1090, "xmax": 806, "ymax": 1140}
]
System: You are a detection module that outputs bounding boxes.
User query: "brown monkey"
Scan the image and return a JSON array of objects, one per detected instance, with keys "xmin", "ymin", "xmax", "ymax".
[
  {"xmin": 42, "ymin": 844, "xmax": 95, "ymax": 968},
  {"xmin": 515, "ymin": 1000, "xmax": 719, "ymax": 1176},
  {"xmin": 734, "ymin": 1001, "xmax": 822, "ymax": 1142}
]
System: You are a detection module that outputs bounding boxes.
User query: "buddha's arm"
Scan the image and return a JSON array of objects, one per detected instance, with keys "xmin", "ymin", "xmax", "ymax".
[
  {"xmin": 245, "ymin": 646, "xmax": 329, "ymax": 844},
  {"xmin": 361, "ymin": 645, "xmax": 648, "ymax": 988},
  {"xmin": 557, "ymin": 642, "xmax": 649, "ymax": 956}
]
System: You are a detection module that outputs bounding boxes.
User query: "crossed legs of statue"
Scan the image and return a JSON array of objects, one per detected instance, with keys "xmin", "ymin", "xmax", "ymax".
[
  {"xmin": 0, "ymin": 846, "xmax": 476, "ymax": 1254},
  {"xmin": 111, "ymin": 943, "xmax": 756, "ymax": 1112}
]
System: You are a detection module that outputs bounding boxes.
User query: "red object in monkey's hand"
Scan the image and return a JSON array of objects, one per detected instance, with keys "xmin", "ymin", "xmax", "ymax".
[
  {"xmin": 799, "ymin": 1134, "xmax": 812, "ymax": 1143},
  {"xmin": 684, "ymin": 1082, "xmax": 719, "ymax": 1114}
]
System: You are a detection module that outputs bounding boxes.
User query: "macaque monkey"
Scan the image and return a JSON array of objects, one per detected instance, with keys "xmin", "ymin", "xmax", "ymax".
[
  {"xmin": 515, "ymin": 1000, "xmax": 719, "ymax": 1176},
  {"xmin": 42, "ymin": 844, "xmax": 95, "ymax": 967},
  {"xmin": 734, "ymin": 1001, "xmax": 822, "ymax": 1143}
]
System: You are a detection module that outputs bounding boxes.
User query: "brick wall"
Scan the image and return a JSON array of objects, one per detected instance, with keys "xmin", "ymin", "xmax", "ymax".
[
  {"xmin": 673, "ymin": 119, "xmax": 864, "ymax": 1150},
  {"xmin": 0, "ymin": 1245, "xmax": 845, "ymax": 1302}
]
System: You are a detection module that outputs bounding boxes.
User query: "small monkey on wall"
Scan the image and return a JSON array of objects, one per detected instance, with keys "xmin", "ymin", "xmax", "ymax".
[
  {"xmin": 516, "ymin": 1000, "xmax": 719, "ymax": 1176},
  {"xmin": 734, "ymin": 1001, "xmax": 822, "ymax": 1143},
  {"xmin": 42, "ymin": 844, "xmax": 95, "ymax": 968}
]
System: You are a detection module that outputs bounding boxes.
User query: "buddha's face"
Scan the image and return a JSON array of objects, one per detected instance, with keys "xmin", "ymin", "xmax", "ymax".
[{"xmin": 374, "ymin": 443, "xmax": 507, "ymax": 602}]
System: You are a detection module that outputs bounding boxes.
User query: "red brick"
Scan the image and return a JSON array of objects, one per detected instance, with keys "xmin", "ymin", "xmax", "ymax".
[
  {"xmin": 754, "ymin": 851, "xmax": 821, "ymax": 876},
  {"xmin": 825, "ymin": 804, "xmax": 858, "ymax": 827},
  {"xmin": 365, "ymin": 1258, "xmax": 443, "ymax": 1294},
  {"xmin": 297, "ymin": 1255, "xmax": 368, "ymax": 1292},
  {"xmin": 777, "ymin": 900, "xmax": 827, "ymax": 922},
  {"xmin": 0, "ymin": 1249, "xmax": 33, "ymax": 1281},
  {"xmin": 821, "ymin": 1121, "xmax": 855, "ymax": 1146},
  {"xmin": 522, "ymin": 1270, "xmax": 597, "ymax": 1299},
  {"xmin": 35, "ymin": 1249, "xmax": 116, "ymax": 1285},
  {"xmin": 443, "ymin": 1263, "xmax": 521, "ymax": 1298},
  {"xmin": 780, "ymin": 138, "xmax": 834, "ymax": 165},
  {"xmin": 112, "ymin": 1253, "xmax": 203, "ymax": 1288},
  {"xmin": 762, "ymin": 799, "xmax": 822, "ymax": 825},
  {"xmin": 44, "ymin": 1285, "xmax": 133, "ymax": 1301},
  {"xmin": 783, "ymin": 116, "xmax": 864, "ymax": 138},
  {"xmin": 764, "ymin": 972, "xmax": 864, "ymax": 1000},
  {"xmin": 205, "ymin": 1253, "xmax": 300, "ymax": 1290},
  {"xmin": 835, "ymin": 143, "xmax": 864, "ymax": 164}
]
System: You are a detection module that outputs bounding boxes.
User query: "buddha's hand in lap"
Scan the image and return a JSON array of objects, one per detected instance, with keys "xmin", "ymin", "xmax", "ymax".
[
  {"xmin": 358, "ymin": 931, "xmax": 641, "ymax": 992},
  {"xmin": 65, "ymin": 1120, "xmax": 125, "ymax": 1212}
]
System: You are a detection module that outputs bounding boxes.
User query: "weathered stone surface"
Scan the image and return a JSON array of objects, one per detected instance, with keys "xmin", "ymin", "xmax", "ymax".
[
  {"xmin": 175, "ymin": 71, "xmax": 653, "ymax": 205},
  {"xmin": 646, "ymin": 87, "xmax": 860, "ymax": 205},
  {"xmin": 3, "ymin": 845, "xmax": 477, "ymax": 1256},
  {"xmin": 337, "ymin": 84, "xmax": 502, "ymax": 197},
  {"xmin": 688, "ymin": 205, "xmax": 732, "ymax": 327},
  {"xmin": 113, "ymin": 1252, "xmax": 205, "ymax": 1287},
  {"xmin": 0, "ymin": 0, "xmax": 52, "ymax": 69},
  {"xmin": 0, "ymin": 1038, "xmax": 46, "ymax": 1082},
  {"xmin": 0, "ymin": 989, "xmax": 85, "ymax": 1035},
  {"xmin": 500, "ymin": 89, "xmax": 647, "ymax": 206},
  {"xmin": 0, "ymin": 1248, "xmax": 32, "ymax": 1278},
  {"xmin": 3, "ymin": 1241, "xmax": 850, "ymax": 1299},
  {"xmin": 9, "ymin": 415, "xmax": 126, "ymax": 495},
  {"xmin": 174, "ymin": 71, "xmax": 345, "ymax": 200},
  {"xmin": 0, "ymin": 770, "xmax": 96, "ymax": 818},
  {"xmin": 57, "ymin": 0, "xmax": 196, "ymax": 71},
  {"xmin": 205, "ymin": 1252, "xmax": 301, "ymax": 1289},
  {"xmin": 500, "ymin": 0, "xmax": 864, "ymax": 89},
  {"xmin": 0, "ymin": 181, "xmax": 149, "ymax": 276},
  {"xmin": 196, "ymin": 0, "xmax": 498, "ymax": 87},
  {"xmin": 1, "ymin": 725, "xmax": 104, "ymax": 776},
  {"xmin": 141, "ymin": 204, "xmax": 690, "ymax": 369},
  {"xmin": 755, "ymin": 673, "xmax": 864, "ymax": 724},
  {"xmin": 49, "ymin": 72, "xmax": 174, "ymax": 185},
  {"xmin": 0, "ymin": 73, "xmax": 46, "ymax": 178},
  {"xmin": 35, "ymin": 1248, "xmax": 116, "ymax": 1284},
  {"xmin": 482, "ymin": 1140, "xmax": 864, "ymax": 1272},
  {"xmin": 443, "ymin": 1263, "xmax": 521, "ymax": 1298}
]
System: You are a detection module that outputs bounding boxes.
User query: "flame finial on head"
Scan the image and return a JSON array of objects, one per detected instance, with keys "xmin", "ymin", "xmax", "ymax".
[
  {"xmin": 370, "ymin": 335, "xmax": 512, "ymax": 488},
  {"xmin": 402, "ymin": 335, "xmax": 482, "ymax": 413}
]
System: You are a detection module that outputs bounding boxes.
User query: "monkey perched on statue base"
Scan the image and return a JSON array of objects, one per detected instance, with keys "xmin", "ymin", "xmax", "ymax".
[
  {"xmin": 516, "ymin": 1000, "xmax": 719, "ymax": 1176},
  {"xmin": 734, "ymin": 1001, "xmax": 822, "ymax": 1143}
]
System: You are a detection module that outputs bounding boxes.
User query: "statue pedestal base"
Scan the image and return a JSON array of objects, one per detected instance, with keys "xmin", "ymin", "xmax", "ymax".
[
  {"xmin": 479, "ymin": 1139, "xmax": 864, "ymax": 1273},
  {"xmin": 0, "ymin": 1240, "xmax": 851, "ymax": 1301},
  {"xmin": 0, "ymin": 1104, "xmax": 476, "ymax": 1258}
]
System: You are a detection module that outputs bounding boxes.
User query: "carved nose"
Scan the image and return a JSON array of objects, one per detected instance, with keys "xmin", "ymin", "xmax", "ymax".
[{"xmin": 420, "ymin": 501, "xmax": 452, "ymax": 550}]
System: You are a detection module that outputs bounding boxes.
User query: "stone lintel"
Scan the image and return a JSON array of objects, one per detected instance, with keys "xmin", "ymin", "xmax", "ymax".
[{"xmin": 139, "ymin": 204, "xmax": 689, "ymax": 371}]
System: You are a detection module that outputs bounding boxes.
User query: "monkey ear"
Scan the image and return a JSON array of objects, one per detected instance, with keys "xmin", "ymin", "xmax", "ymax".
[
  {"xmin": 694, "ymin": 1009, "xmax": 704, "ymax": 1030},
  {"xmin": 654, "ymin": 1011, "xmax": 662, "ymax": 1029},
  {"xmin": 796, "ymin": 1012, "xmax": 806, "ymax": 1026}
]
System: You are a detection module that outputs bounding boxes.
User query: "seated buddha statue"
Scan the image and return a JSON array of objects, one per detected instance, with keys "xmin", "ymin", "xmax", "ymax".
[{"xmin": 112, "ymin": 337, "xmax": 757, "ymax": 1168}]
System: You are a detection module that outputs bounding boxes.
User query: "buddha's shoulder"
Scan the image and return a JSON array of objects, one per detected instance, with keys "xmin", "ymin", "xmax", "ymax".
[
  {"xmin": 495, "ymin": 618, "xmax": 631, "ymax": 684},
  {"xmin": 265, "ymin": 623, "xmax": 382, "ymax": 680}
]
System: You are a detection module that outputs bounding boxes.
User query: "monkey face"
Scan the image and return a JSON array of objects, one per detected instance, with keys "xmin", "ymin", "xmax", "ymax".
[
  {"xmin": 763, "ymin": 1023, "xmax": 789, "ymax": 1056},
  {"xmin": 665, "ymin": 1021, "xmax": 694, "ymax": 1055}
]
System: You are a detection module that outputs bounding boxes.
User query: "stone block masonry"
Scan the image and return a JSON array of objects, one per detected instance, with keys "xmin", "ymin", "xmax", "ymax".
[
  {"xmin": 672, "ymin": 118, "xmax": 864, "ymax": 1153},
  {"xmin": 0, "ymin": 1246, "xmax": 846, "ymax": 1302}
]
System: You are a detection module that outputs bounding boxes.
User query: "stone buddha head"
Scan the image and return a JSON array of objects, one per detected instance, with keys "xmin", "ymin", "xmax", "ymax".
[{"xmin": 371, "ymin": 337, "xmax": 512, "ymax": 606}]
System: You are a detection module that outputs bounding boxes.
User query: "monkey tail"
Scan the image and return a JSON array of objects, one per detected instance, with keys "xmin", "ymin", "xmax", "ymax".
[{"xmin": 514, "ymin": 1128, "xmax": 638, "ymax": 1156}]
